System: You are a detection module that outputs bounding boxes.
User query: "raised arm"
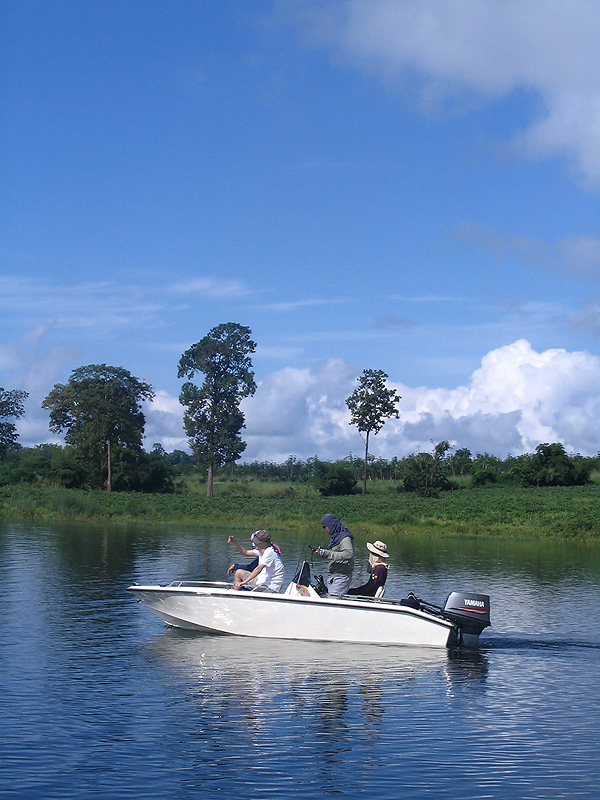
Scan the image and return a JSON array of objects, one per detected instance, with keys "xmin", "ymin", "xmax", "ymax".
[{"xmin": 228, "ymin": 535, "xmax": 255, "ymax": 558}]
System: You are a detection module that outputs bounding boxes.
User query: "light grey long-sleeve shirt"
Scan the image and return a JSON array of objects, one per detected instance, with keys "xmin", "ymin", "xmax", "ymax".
[{"xmin": 321, "ymin": 535, "xmax": 354, "ymax": 576}]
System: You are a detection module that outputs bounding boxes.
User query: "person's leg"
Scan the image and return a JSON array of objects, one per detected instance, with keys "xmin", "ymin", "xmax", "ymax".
[
  {"xmin": 328, "ymin": 574, "xmax": 351, "ymax": 597},
  {"xmin": 233, "ymin": 568, "xmax": 251, "ymax": 587}
]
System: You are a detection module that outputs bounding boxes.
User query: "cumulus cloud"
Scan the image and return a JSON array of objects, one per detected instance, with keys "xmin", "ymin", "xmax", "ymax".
[
  {"xmin": 241, "ymin": 359, "xmax": 357, "ymax": 461},
  {"xmin": 284, "ymin": 0, "xmax": 600, "ymax": 184},
  {"xmin": 389, "ymin": 340, "xmax": 600, "ymax": 456},
  {"xmin": 238, "ymin": 340, "xmax": 600, "ymax": 460},
  {"xmin": 143, "ymin": 391, "xmax": 187, "ymax": 452},
  {"xmin": 10, "ymin": 336, "xmax": 600, "ymax": 461}
]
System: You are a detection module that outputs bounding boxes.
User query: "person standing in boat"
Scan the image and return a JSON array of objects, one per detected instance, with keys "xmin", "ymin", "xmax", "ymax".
[
  {"xmin": 347, "ymin": 540, "xmax": 389, "ymax": 597},
  {"xmin": 313, "ymin": 513, "xmax": 354, "ymax": 597},
  {"xmin": 228, "ymin": 530, "xmax": 285, "ymax": 592}
]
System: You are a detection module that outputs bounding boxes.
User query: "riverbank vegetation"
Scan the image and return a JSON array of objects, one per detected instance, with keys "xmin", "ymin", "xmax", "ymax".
[
  {"xmin": 2, "ymin": 439, "xmax": 600, "ymax": 539},
  {"xmin": 1, "ymin": 480, "xmax": 599, "ymax": 540}
]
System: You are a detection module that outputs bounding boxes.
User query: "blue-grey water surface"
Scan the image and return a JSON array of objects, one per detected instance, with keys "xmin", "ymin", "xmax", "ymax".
[{"xmin": 1, "ymin": 521, "xmax": 599, "ymax": 799}]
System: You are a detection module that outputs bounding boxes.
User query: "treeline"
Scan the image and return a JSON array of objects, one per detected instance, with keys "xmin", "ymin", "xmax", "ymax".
[
  {"xmin": 2, "ymin": 439, "xmax": 596, "ymax": 497},
  {"xmin": 230, "ymin": 440, "xmax": 598, "ymax": 496},
  {"xmin": 0, "ymin": 442, "xmax": 177, "ymax": 493}
]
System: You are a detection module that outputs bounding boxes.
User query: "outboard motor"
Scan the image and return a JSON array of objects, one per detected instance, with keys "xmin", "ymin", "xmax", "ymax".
[{"xmin": 442, "ymin": 591, "xmax": 491, "ymax": 647}]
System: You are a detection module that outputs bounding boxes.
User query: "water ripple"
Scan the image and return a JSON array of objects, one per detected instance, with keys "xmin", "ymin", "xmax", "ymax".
[{"xmin": 2, "ymin": 523, "xmax": 600, "ymax": 799}]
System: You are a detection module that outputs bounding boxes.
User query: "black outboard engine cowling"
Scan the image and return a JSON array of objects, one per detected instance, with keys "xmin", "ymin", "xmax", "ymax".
[{"xmin": 442, "ymin": 591, "xmax": 491, "ymax": 646}]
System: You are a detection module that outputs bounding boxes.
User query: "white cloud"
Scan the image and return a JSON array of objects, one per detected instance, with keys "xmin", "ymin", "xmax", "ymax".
[
  {"xmin": 241, "ymin": 340, "xmax": 600, "ymax": 460},
  {"xmin": 0, "ymin": 274, "xmax": 165, "ymax": 333},
  {"xmin": 241, "ymin": 359, "xmax": 357, "ymax": 461},
  {"xmin": 143, "ymin": 391, "xmax": 187, "ymax": 452},
  {"xmin": 10, "ymin": 336, "xmax": 600, "ymax": 461},
  {"xmin": 258, "ymin": 298, "xmax": 350, "ymax": 313},
  {"xmin": 384, "ymin": 339, "xmax": 600, "ymax": 457},
  {"xmin": 519, "ymin": 92, "xmax": 600, "ymax": 186},
  {"xmin": 168, "ymin": 277, "xmax": 256, "ymax": 299},
  {"xmin": 286, "ymin": 0, "xmax": 600, "ymax": 183},
  {"xmin": 1, "ymin": 330, "xmax": 81, "ymax": 448}
]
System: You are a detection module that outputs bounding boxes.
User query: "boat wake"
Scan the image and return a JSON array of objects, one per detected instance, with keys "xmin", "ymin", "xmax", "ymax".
[{"xmin": 477, "ymin": 633, "xmax": 600, "ymax": 652}]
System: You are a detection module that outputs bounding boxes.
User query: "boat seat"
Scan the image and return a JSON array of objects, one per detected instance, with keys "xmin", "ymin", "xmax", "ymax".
[{"xmin": 374, "ymin": 586, "xmax": 385, "ymax": 599}]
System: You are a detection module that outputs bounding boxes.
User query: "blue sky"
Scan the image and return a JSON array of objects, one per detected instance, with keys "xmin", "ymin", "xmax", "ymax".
[{"xmin": 3, "ymin": 0, "xmax": 600, "ymax": 462}]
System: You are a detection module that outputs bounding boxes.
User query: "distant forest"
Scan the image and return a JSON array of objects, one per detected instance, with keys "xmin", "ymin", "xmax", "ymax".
[{"xmin": 0, "ymin": 440, "xmax": 597, "ymax": 497}]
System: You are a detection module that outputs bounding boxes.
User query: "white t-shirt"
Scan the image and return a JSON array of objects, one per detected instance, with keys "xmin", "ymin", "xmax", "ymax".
[{"xmin": 252, "ymin": 546, "xmax": 285, "ymax": 592}]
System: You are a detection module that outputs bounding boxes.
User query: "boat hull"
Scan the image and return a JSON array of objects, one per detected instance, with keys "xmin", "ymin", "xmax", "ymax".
[{"xmin": 128, "ymin": 583, "xmax": 456, "ymax": 648}]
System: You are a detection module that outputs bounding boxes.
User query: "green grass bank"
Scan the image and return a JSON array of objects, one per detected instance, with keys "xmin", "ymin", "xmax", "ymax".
[{"xmin": 1, "ymin": 481, "xmax": 599, "ymax": 540}]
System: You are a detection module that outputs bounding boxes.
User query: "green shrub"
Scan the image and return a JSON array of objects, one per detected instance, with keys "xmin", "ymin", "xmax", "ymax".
[{"xmin": 315, "ymin": 463, "xmax": 358, "ymax": 496}]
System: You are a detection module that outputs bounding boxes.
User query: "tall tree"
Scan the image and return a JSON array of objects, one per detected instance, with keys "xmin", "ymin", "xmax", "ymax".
[
  {"xmin": 42, "ymin": 364, "xmax": 154, "ymax": 491},
  {"xmin": 346, "ymin": 368, "xmax": 401, "ymax": 495},
  {"xmin": 177, "ymin": 322, "xmax": 256, "ymax": 497},
  {"xmin": 0, "ymin": 387, "xmax": 28, "ymax": 459}
]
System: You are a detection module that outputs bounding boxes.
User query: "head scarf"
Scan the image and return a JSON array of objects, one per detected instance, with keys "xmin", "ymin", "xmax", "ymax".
[{"xmin": 321, "ymin": 513, "xmax": 353, "ymax": 548}]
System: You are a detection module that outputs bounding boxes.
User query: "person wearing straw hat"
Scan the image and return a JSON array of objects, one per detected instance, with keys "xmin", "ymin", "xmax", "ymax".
[{"xmin": 347, "ymin": 540, "xmax": 389, "ymax": 597}]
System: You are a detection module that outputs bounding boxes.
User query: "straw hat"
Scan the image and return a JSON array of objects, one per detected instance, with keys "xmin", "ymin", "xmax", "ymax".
[{"xmin": 366, "ymin": 540, "xmax": 389, "ymax": 558}]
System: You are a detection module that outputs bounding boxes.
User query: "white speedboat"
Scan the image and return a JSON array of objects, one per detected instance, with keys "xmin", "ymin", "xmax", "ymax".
[{"xmin": 129, "ymin": 562, "xmax": 490, "ymax": 648}]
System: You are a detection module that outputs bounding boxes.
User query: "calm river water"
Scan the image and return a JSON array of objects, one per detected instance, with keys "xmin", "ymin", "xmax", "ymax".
[{"xmin": 1, "ymin": 521, "xmax": 599, "ymax": 799}]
